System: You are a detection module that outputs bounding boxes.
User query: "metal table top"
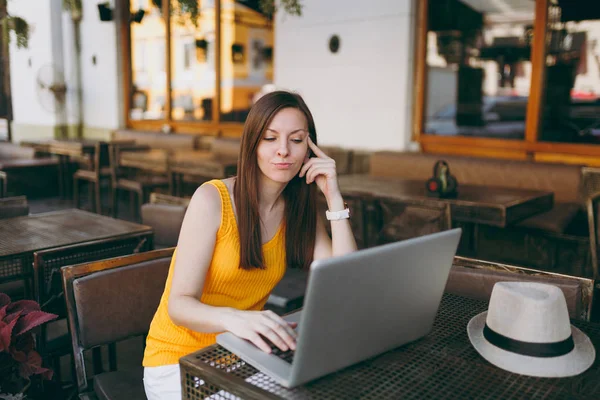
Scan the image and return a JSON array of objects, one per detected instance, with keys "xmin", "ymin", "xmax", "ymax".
[{"xmin": 180, "ymin": 294, "xmax": 600, "ymax": 400}]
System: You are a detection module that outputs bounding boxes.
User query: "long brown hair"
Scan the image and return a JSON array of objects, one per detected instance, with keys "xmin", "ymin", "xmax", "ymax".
[{"xmin": 233, "ymin": 91, "xmax": 317, "ymax": 270}]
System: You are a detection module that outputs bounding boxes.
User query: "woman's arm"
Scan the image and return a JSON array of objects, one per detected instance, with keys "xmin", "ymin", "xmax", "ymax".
[
  {"xmin": 300, "ymin": 138, "xmax": 358, "ymax": 260},
  {"xmin": 167, "ymin": 184, "xmax": 297, "ymax": 353}
]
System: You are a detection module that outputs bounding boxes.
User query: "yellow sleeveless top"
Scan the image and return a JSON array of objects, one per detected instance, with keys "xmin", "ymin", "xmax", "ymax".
[{"xmin": 142, "ymin": 179, "xmax": 287, "ymax": 367}]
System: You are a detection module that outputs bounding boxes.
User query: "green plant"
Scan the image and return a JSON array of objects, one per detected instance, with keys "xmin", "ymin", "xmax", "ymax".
[
  {"xmin": 171, "ymin": 0, "xmax": 200, "ymax": 26},
  {"xmin": 0, "ymin": 4, "xmax": 29, "ymax": 49},
  {"xmin": 259, "ymin": 0, "xmax": 303, "ymax": 19},
  {"xmin": 170, "ymin": 0, "xmax": 303, "ymax": 27},
  {"xmin": 63, "ymin": 0, "xmax": 83, "ymax": 21}
]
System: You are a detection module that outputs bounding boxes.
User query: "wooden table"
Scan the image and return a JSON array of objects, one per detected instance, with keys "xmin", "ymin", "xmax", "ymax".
[
  {"xmin": 337, "ymin": 175, "xmax": 554, "ymax": 228},
  {"xmin": 0, "ymin": 209, "xmax": 153, "ymax": 295},
  {"xmin": 180, "ymin": 293, "xmax": 600, "ymax": 400}
]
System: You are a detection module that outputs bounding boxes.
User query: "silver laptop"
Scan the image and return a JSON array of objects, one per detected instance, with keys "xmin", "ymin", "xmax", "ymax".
[{"xmin": 217, "ymin": 228, "xmax": 462, "ymax": 388}]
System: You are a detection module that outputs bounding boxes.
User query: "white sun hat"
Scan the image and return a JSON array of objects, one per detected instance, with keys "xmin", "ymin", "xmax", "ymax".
[{"xmin": 467, "ymin": 281, "xmax": 596, "ymax": 378}]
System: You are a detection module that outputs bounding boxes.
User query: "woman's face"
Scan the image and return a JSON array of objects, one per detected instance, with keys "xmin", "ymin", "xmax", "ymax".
[{"xmin": 256, "ymin": 107, "xmax": 309, "ymax": 184}]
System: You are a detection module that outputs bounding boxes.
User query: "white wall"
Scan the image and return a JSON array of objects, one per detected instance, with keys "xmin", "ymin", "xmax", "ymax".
[
  {"xmin": 8, "ymin": 0, "xmax": 63, "ymax": 132},
  {"xmin": 8, "ymin": 0, "xmax": 121, "ymax": 142},
  {"xmin": 76, "ymin": 2, "xmax": 121, "ymax": 130},
  {"xmin": 274, "ymin": 0, "xmax": 417, "ymax": 151}
]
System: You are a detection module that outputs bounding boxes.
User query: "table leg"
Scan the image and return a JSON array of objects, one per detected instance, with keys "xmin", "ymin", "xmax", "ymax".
[{"xmin": 56, "ymin": 156, "xmax": 64, "ymax": 198}]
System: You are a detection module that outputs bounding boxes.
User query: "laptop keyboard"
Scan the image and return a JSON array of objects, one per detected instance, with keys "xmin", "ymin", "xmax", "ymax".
[{"xmin": 270, "ymin": 343, "xmax": 295, "ymax": 363}]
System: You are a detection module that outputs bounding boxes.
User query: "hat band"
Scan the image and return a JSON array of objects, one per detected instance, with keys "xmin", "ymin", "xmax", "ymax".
[{"xmin": 483, "ymin": 323, "xmax": 574, "ymax": 358}]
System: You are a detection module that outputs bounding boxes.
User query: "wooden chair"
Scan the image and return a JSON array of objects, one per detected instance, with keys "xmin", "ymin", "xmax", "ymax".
[
  {"xmin": 0, "ymin": 195, "xmax": 29, "ymax": 219},
  {"xmin": 447, "ymin": 256, "xmax": 596, "ymax": 322},
  {"xmin": 588, "ymin": 192, "xmax": 600, "ymax": 280},
  {"xmin": 73, "ymin": 142, "xmax": 112, "ymax": 214},
  {"xmin": 33, "ymin": 234, "xmax": 153, "ymax": 384},
  {"xmin": 0, "ymin": 170, "xmax": 6, "ymax": 197},
  {"xmin": 61, "ymin": 248, "xmax": 174, "ymax": 399},
  {"xmin": 141, "ymin": 193, "xmax": 190, "ymax": 248},
  {"xmin": 110, "ymin": 144, "xmax": 170, "ymax": 221}
]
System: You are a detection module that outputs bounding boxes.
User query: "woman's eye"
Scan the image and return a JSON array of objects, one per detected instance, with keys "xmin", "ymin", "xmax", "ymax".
[
  {"xmin": 263, "ymin": 137, "xmax": 276, "ymax": 142},
  {"xmin": 291, "ymin": 139, "xmax": 304, "ymax": 143}
]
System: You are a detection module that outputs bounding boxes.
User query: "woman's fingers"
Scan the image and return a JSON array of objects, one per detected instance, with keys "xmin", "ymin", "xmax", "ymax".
[
  {"xmin": 300, "ymin": 159, "xmax": 335, "ymax": 180},
  {"xmin": 247, "ymin": 332, "xmax": 272, "ymax": 353},
  {"xmin": 256, "ymin": 323, "xmax": 292, "ymax": 352},
  {"xmin": 260, "ymin": 312, "xmax": 296, "ymax": 351},
  {"xmin": 264, "ymin": 311, "xmax": 298, "ymax": 340},
  {"xmin": 306, "ymin": 166, "xmax": 331, "ymax": 184},
  {"xmin": 307, "ymin": 137, "xmax": 328, "ymax": 158}
]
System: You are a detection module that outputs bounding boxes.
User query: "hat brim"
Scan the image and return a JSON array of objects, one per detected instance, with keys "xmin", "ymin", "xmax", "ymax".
[{"xmin": 468, "ymin": 312, "xmax": 596, "ymax": 378}]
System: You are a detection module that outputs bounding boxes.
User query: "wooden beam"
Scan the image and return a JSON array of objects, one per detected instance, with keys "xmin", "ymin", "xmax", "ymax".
[
  {"xmin": 412, "ymin": 0, "xmax": 429, "ymax": 142},
  {"xmin": 119, "ymin": 0, "xmax": 132, "ymax": 129},
  {"xmin": 524, "ymin": 0, "xmax": 549, "ymax": 144},
  {"xmin": 164, "ymin": 0, "xmax": 172, "ymax": 124},
  {"xmin": 214, "ymin": 0, "xmax": 222, "ymax": 124}
]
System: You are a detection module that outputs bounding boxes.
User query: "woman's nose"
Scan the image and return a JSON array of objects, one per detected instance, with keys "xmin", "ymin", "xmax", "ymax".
[{"xmin": 277, "ymin": 142, "xmax": 289, "ymax": 157}]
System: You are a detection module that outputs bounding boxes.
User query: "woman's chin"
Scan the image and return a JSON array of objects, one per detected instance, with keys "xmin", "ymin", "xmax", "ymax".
[{"xmin": 262, "ymin": 170, "xmax": 299, "ymax": 184}]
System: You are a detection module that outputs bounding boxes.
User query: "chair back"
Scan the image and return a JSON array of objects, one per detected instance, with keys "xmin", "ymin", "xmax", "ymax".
[
  {"xmin": 447, "ymin": 256, "xmax": 595, "ymax": 321},
  {"xmin": 0, "ymin": 196, "xmax": 29, "ymax": 219},
  {"xmin": 108, "ymin": 142, "xmax": 145, "ymax": 182},
  {"xmin": 372, "ymin": 196, "xmax": 452, "ymax": 247},
  {"xmin": 321, "ymin": 146, "xmax": 352, "ymax": 175},
  {"xmin": 588, "ymin": 192, "xmax": 600, "ymax": 280},
  {"xmin": 91, "ymin": 142, "xmax": 111, "ymax": 176},
  {"xmin": 34, "ymin": 233, "xmax": 153, "ymax": 326},
  {"xmin": 582, "ymin": 167, "xmax": 600, "ymax": 202},
  {"xmin": 61, "ymin": 248, "xmax": 174, "ymax": 394},
  {"xmin": 211, "ymin": 137, "xmax": 241, "ymax": 158}
]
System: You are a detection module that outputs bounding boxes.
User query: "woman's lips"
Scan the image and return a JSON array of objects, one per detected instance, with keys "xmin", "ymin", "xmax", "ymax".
[{"xmin": 273, "ymin": 163, "xmax": 293, "ymax": 170}]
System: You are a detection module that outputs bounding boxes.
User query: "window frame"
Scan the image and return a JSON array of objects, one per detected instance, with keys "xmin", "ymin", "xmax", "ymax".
[
  {"xmin": 120, "ymin": 0, "xmax": 273, "ymax": 137},
  {"xmin": 413, "ymin": 0, "xmax": 600, "ymax": 165}
]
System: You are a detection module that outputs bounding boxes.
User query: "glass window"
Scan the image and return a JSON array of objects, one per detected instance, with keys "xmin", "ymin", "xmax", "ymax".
[
  {"xmin": 220, "ymin": 0, "xmax": 274, "ymax": 123},
  {"xmin": 130, "ymin": 0, "xmax": 167, "ymax": 121},
  {"xmin": 170, "ymin": 0, "xmax": 217, "ymax": 121},
  {"xmin": 539, "ymin": 1, "xmax": 600, "ymax": 144},
  {"xmin": 424, "ymin": 0, "xmax": 534, "ymax": 140}
]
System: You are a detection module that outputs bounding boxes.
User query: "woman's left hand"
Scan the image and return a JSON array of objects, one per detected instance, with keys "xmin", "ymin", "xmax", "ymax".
[{"xmin": 299, "ymin": 137, "xmax": 340, "ymax": 201}]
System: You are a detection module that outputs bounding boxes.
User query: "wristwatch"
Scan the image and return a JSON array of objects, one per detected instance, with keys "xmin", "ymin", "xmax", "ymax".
[{"xmin": 326, "ymin": 203, "xmax": 350, "ymax": 221}]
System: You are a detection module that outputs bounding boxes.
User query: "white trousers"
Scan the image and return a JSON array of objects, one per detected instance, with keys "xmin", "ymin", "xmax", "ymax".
[{"xmin": 143, "ymin": 364, "xmax": 181, "ymax": 400}]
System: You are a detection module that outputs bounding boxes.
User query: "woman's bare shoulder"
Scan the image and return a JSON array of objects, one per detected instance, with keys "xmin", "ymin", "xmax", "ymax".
[{"xmin": 186, "ymin": 181, "xmax": 222, "ymax": 219}]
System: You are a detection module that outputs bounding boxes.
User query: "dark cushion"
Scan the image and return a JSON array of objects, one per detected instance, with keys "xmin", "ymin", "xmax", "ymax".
[
  {"xmin": 94, "ymin": 366, "xmax": 146, "ymax": 400},
  {"xmin": 445, "ymin": 265, "xmax": 584, "ymax": 319},
  {"xmin": 516, "ymin": 202, "xmax": 581, "ymax": 233}
]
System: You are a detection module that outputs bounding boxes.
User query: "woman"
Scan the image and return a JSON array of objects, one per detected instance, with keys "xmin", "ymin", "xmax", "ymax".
[{"xmin": 142, "ymin": 91, "xmax": 357, "ymax": 399}]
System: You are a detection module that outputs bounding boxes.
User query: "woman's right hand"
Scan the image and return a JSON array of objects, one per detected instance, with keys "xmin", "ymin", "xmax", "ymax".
[{"xmin": 223, "ymin": 309, "xmax": 298, "ymax": 353}]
